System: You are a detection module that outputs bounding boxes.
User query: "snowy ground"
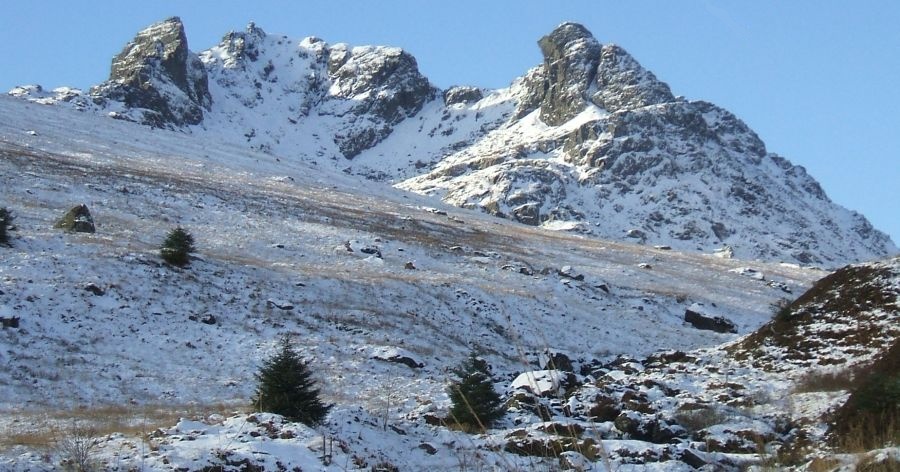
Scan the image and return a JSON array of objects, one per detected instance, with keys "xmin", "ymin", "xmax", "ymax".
[{"xmin": 0, "ymin": 96, "xmax": 857, "ymax": 470}]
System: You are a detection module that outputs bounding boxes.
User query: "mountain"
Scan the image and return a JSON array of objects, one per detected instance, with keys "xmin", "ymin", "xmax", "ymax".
[
  {"xmin": 9, "ymin": 18, "xmax": 895, "ymax": 267},
  {"xmin": 1, "ymin": 18, "xmax": 899, "ymax": 471}
]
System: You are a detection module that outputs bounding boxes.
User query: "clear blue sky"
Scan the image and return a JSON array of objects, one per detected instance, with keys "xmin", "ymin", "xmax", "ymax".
[{"xmin": 2, "ymin": 1, "xmax": 897, "ymax": 247}]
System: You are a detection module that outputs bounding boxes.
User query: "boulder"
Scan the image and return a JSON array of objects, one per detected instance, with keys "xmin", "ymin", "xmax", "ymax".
[
  {"xmin": 54, "ymin": 204, "xmax": 95, "ymax": 233},
  {"xmin": 512, "ymin": 203, "xmax": 541, "ymax": 226},
  {"xmin": 83, "ymin": 283, "xmax": 105, "ymax": 296},
  {"xmin": 541, "ymin": 350, "xmax": 575, "ymax": 372},
  {"xmin": 510, "ymin": 370, "xmax": 575, "ymax": 398},
  {"xmin": 684, "ymin": 304, "xmax": 737, "ymax": 334},
  {"xmin": 372, "ymin": 346, "xmax": 423, "ymax": 369}
]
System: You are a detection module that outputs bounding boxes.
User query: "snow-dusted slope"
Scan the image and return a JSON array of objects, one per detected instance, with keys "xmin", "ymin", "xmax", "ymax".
[
  {"xmin": 9, "ymin": 18, "xmax": 895, "ymax": 266},
  {"xmin": 0, "ymin": 91, "xmax": 829, "ymax": 470}
]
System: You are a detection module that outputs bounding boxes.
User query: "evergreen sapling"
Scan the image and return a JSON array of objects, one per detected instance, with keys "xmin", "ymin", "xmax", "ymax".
[
  {"xmin": 0, "ymin": 207, "xmax": 13, "ymax": 246},
  {"xmin": 447, "ymin": 353, "xmax": 506, "ymax": 430},
  {"xmin": 160, "ymin": 227, "xmax": 195, "ymax": 266},
  {"xmin": 254, "ymin": 337, "xmax": 331, "ymax": 425}
]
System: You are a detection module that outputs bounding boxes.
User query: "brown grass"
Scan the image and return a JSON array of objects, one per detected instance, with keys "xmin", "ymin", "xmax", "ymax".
[{"xmin": 0, "ymin": 402, "xmax": 247, "ymax": 452}]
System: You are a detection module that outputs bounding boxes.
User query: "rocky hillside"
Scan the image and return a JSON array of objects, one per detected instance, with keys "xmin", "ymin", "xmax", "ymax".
[{"xmin": 9, "ymin": 18, "xmax": 896, "ymax": 266}]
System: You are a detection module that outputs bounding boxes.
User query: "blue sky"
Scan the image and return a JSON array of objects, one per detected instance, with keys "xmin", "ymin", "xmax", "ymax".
[{"xmin": 2, "ymin": 1, "xmax": 898, "ymax": 247}]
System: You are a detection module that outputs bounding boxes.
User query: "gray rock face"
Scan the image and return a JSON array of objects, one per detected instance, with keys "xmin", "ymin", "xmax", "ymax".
[
  {"xmin": 536, "ymin": 22, "xmax": 602, "ymax": 126},
  {"xmin": 91, "ymin": 17, "xmax": 211, "ymax": 128}
]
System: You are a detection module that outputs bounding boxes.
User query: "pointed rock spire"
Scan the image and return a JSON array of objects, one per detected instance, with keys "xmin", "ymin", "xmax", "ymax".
[
  {"xmin": 92, "ymin": 17, "xmax": 211, "ymax": 127},
  {"xmin": 528, "ymin": 22, "xmax": 676, "ymax": 124},
  {"xmin": 537, "ymin": 22, "xmax": 602, "ymax": 126}
]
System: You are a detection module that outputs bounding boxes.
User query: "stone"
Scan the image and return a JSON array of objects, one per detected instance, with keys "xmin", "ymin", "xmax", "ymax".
[
  {"xmin": 541, "ymin": 350, "xmax": 575, "ymax": 372},
  {"xmin": 372, "ymin": 346, "xmax": 424, "ymax": 369},
  {"xmin": 83, "ymin": 283, "xmax": 105, "ymax": 296},
  {"xmin": 587, "ymin": 394, "xmax": 621, "ymax": 422},
  {"xmin": 557, "ymin": 266, "xmax": 584, "ymax": 281},
  {"xmin": 679, "ymin": 449, "xmax": 708, "ymax": 468},
  {"xmin": 512, "ymin": 203, "xmax": 541, "ymax": 226},
  {"xmin": 266, "ymin": 299, "xmax": 294, "ymax": 311},
  {"xmin": 684, "ymin": 305, "xmax": 737, "ymax": 334},
  {"xmin": 54, "ymin": 204, "xmax": 96, "ymax": 233},
  {"xmin": 418, "ymin": 442, "xmax": 437, "ymax": 455}
]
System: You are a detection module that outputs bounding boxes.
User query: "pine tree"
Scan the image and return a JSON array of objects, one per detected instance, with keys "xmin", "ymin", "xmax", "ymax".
[
  {"xmin": 253, "ymin": 337, "xmax": 331, "ymax": 425},
  {"xmin": 447, "ymin": 352, "xmax": 506, "ymax": 431},
  {"xmin": 160, "ymin": 227, "xmax": 195, "ymax": 266},
  {"xmin": 0, "ymin": 207, "xmax": 12, "ymax": 246}
]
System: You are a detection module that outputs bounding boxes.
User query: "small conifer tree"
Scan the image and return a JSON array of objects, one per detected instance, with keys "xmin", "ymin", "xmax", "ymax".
[
  {"xmin": 447, "ymin": 352, "xmax": 506, "ymax": 430},
  {"xmin": 254, "ymin": 337, "xmax": 331, "ymax": 425},
  {"xmin": 160, "ymin": 227, "xmax": 195, "ymax": 266},
  {"xmin": 0, "ymin": 207, "xmax": 12, "ymax": 246}
]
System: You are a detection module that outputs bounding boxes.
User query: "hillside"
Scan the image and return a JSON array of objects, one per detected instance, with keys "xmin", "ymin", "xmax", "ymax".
[
  {"xmin": 10, "ymin": 18, "xmax": 896, "ymax": 266},
  {"xmin": 1, "ymin": 18, "xmax": 898, "ymax": 471}
]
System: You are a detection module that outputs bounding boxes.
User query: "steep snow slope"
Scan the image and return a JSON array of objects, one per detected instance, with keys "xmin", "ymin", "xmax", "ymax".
[{"xmin": 9, "ymin": 18, "xmax": 895, "ymax": 266}]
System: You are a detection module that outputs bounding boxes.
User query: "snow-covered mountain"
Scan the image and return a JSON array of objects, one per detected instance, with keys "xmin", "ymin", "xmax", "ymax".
[
  {"xmin": 1, "ymin": 18, "xmax": 899, "ymax": 470},
  {"xmin": 10, "ymin": 18, "xmax": 895, "ymax": 266}
]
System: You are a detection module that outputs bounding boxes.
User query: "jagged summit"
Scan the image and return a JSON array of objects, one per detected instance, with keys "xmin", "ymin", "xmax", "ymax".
[
  {"xmin": 520, "ymin": 22, "xmax": 676, "ymax": 125},
  {"xmin": 7, "ymin": 19, "xmax": 896, "ymax": 266}
]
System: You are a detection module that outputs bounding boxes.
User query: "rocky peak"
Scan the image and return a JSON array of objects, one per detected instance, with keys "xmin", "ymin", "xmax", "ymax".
[
  {"xmin": 525, "ymin": 23, "xmax": 676, "ymax": 124},
  {"xmin": 218, "ymin": 21, "xmax": 267, "ymax": 65},
  {"xmin": 326, "ymin": 44, "xmax": 434, "ymax": 122},
  {"xmin": 91, "ymin": 16, "xmax": 211, "ymax": 127},
  {"xmin": 325, "ymin": 44, "xmax": 436, "ymax": 158},
  {"xmin": 591, "ymin": 44, "xmax": 674, "ymax": 112},
  {"xmin": 536, "ymin": 22, "xmax": 602, "ymax": 125}
]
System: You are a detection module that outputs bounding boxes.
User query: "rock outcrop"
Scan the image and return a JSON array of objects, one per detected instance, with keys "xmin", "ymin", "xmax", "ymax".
[
  {"xmin": 536, "ymin": 22, "xmax": 602, "ymax": 125},
  {"xmin": 91, "ymin": 17, "xmax": 211, "ymax": 128}
]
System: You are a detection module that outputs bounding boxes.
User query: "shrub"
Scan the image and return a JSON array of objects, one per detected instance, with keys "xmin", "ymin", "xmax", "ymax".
[
  {"xmin": 829, "ymin": 339, "xmax": 900, "ymax": 451},
  {"xmin": 55, "ymin": 421, "xmax": 99, "ymax": 472},
  {"xmin": 160, "ymin": 227, "xmax": 195, "ymax": 266},
  {"xmin": 0, "ymin": 207, "xmax": 13, "ymax": 246},
  {"xmin": 253, "ymin": 337, "xmax": 331, "ymax": 425},
  {"xmin": 447, "ymin": 352, "xmax": 506, "ymax": 431}
]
